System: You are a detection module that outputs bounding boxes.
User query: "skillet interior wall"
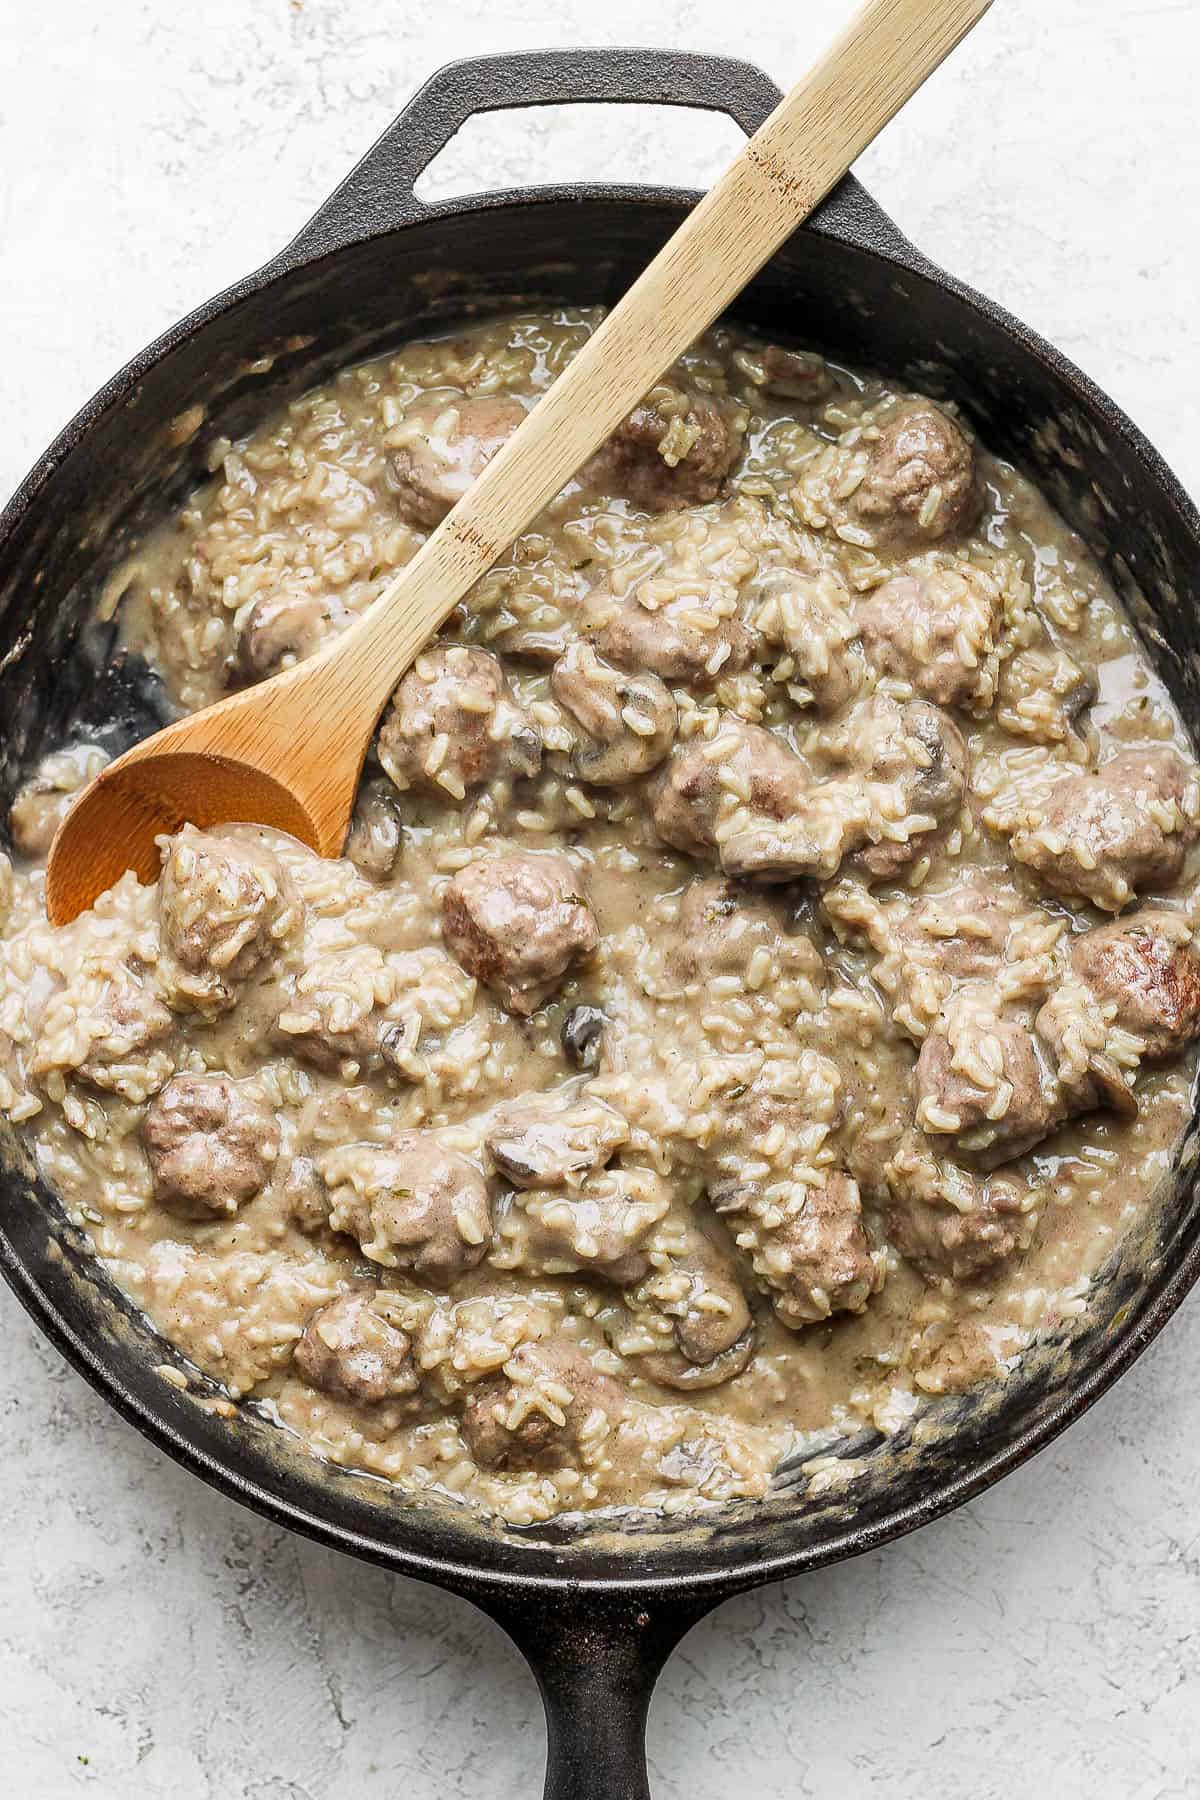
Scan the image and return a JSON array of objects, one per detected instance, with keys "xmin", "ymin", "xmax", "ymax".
[{"xmin": 1, "ymin": 195, "xmax": 1199, "ymax": 1576}]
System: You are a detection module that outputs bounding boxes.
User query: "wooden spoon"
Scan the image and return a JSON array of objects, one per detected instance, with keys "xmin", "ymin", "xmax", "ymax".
[{"xmin": 46, "ymin": 0, "xmax": 991, "ymax": 925}]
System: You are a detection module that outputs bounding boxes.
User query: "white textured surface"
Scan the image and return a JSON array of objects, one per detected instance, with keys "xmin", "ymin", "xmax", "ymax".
[{"xmin": 1, "ymin": 1, "xmax": 1198, "ymax": 1793}]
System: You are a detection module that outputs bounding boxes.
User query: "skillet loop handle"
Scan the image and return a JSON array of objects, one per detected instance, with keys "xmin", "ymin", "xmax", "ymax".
[
  {"xmin": 276, "ymin": 46, "xmax": 910, "ymax": 267},
  {"xmin": 477, "ymin": 1587, "xmax": 715, "ymax": 1800}
]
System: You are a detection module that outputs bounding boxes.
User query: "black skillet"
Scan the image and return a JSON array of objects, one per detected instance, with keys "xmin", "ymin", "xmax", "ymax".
[{"xmin": 1, "ymin": 48, "xmax": 1198, "ymax": 1799}]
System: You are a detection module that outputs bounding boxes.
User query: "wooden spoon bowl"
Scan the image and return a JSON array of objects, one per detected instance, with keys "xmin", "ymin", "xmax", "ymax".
[{"xmin": 45, "ymin": 0, "xmax": 991, "ymax": 927}]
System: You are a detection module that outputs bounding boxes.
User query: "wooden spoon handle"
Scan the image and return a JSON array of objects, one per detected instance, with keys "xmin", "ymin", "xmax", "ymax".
[{"xmin": 317, "ymin": 0, "xmax": 991, "ymax": 712}]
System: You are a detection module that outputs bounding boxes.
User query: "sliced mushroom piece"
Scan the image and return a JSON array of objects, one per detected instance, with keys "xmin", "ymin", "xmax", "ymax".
[{"xmin": 344, "ymin": 778, "xmax": 404, "ymax": 883}]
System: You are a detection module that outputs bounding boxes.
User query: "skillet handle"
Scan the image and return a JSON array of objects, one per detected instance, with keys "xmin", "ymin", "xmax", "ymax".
[
  {"xmin": 276, "ymin": 46, "xmax": 911, "ymax": 267},
  {"xmin": 474, "ymin": 1586, "xmax": 718, "ymax": 1800}
]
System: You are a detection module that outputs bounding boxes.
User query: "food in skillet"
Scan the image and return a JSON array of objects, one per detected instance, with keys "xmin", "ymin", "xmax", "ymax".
[{"xmin": 1, "ymin": 308, "xmax": 1197, "ymax": 1526}]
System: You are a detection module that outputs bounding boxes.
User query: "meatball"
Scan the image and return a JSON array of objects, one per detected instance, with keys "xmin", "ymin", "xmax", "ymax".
[
  {"xmin": 441, "ymin": 852, "xmax": 599, "ymax": 1016},
  {"xmin": 718, "ymin": 775, "xmax": 874, "ymax": 883},
  {"xmin": 1008, "ymin": 747, "xmax": 1198, "ymax": 912},
  {"xmin": 322, "ymin": 1132, "xmax": 492, "ymax": 1282},
  {"xmin": 715, "ymin": 1171, "xmax": 881, "ymax": 1328},
  {"xmin": 490, "ymin": 1165, "xmax": 671, "ymax": 1285},
  {"xmin": 996, "ymin": 643, "xmax": 1097, "ymax": 745},
  {"xmin": 485, "ymin": 1088, "xmax": 629, "ymax": 1188},
  {"xmin": 551, "ymin": 643, "xmax": 677, "ymax": 784},
  {"xmin": 293, "ymin": 1290, "xmax": 422, "ymax": 1408},
  {"xmin": 663, "ymin": 877, "xmax": 788, "ymax": 986},
  {"xmin": 390, "ymin": 391, "xmax": 526, "ymax": 529},
  {"xmin": 276, "ymin": 1154, "xmax": 332, "ymax": 1235},
  {"xmin": 915, "ymin": 993, "xmax": 1062, "ymax": 1168},
  {"xmin": 459, "ymin": 1336, "xmax": 627, "ymax": 1470},
  {"xmin": 158, "ymin": 826, "xmax": 299, "ymax": 1015},
  {"xmin": 751, "ymin": 567, "xmax": 863, "ymax": 714},
  {"xmin": 850, "ymin": 401, "xmax": 981, "ymax": 550},
  {"xmin": 237, "ymin": 589, "xmax": 336, "ymax": 681},
  {"xmin": 343, "ymin": 778, "xmax": 404, "ymax": 883},
  {"xmin": 892, "ymin": 880, "xmax": 1016, "ymax": 984},
  {"xmin": 583, "ymin": 383, "xmax": 742, "ymax": 512},
  {"xmin": 1068, "ymin": 910, "xmax": 1200, "ymax": 1062},
  {"xmin": 627, "ymin": 1222, "xmax": 755, "ymax": 1391},
  {"xmin": 377, "ymin": 644, "xmax": 542, "ymax": 803},
  {"xmin": 713, "ymin": 700, "xmax": 966, "ymax": 886},
  {"xmin": 143, "ymin": 1073, "xmax": 279, "ymax": 1220},
  {"xmin": 588, "ymin": 588, "xmax": 757, "ymax": 687},
  {"xmin": 873, "ymin": 877, "xmax": 1021, "ymax": 1038},
  {"xmin": 759, "ymin": 344, "xmax": 835, "ymax": 404},
  {"xmin": 32, "ymin": 963, "xmax": 175, "ymax": 1104},
  {"xmin": 273, "ymin": 945, "xmax": 470, "ymax": 1078},
  {"xmin": 652, "ymin": 717, "xmax": 809, "ymax": 862},
  {"xmin": 885, "ymin": 1137, "xmax": 1040, "ymax": 1281},
  {"xmin": 849, "ymin": 700, "xmax": 969, "ymax": 882},
  {"xmin": 854, "ymin": 566, "xmax": 1000, "ymax": 712},
  {"xmin": 1033, "ymin": 975, "xmax": 1142, "ymax": 1121}
]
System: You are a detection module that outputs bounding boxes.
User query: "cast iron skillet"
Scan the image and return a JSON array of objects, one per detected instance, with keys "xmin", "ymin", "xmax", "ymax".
[{"xmin": 2, "ymin": 47, "xmax": 1199, "ymax": 1799}]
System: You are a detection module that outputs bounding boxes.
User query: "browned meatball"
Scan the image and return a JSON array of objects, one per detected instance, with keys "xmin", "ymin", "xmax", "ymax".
[
  {"xmin": 390, "ymin": 391, "xmax": 526, "ymax": 529},
  {"xmin": 143, "ymin": 1073, "xmax": 279, "ymax": 1220},
  {"xmin": 323, "ymin": 1132, "xmax": 492, "ymax": 1282},
  {"xmin": 32, "ymin": 963, "xmax": 175, "ymax": 1104},
  {"xmin": 274, "ymin": 945, "xmax": 470, "ymax": 1078},
  {"xmin": 751, "ymin": 567, "xmax": 863, "ymax": 715},
  {"xmin": 276, "ymin": 1155, "xmax": 332, "ymax": 1235},
  {"xmin": 709, "ymin": 700, "xmax": 966, "ymax": 886},
  {"xmin": 550, "ymin": 643, "xmax": 677, "ymax": 783},
  {"xmin": 588, "ymin": 588, "xmax": 758, "ymax": 687},
  {"xmin": 715, "ymin": 1172, "xmax": 880, "ymax": 1328},
  {"xmin": 850, "ymin": 401, "xmax": 981, "ymax": 550},
  {"xmin": 996, "ymin": 643, "xmax": 1097, "ymax": 745},
  {"xmin": 237, "ymin": 589, "xmax": 337, "ymax": 681},
  {"xmin": 854, "ymin": 567, "xmax": 1000, "ymax": 711},
  {"xmin": 158, "ymin": 826, "xmax": 299, "ymax": 1015},
  {"xmin": 485, "ymin": 1088, "xmax": 629, "ymax": 1188},
  {"xmin": 1069, "ymin": 910, "xmax": 1200, "ymax": 1061},
  {"xmin": 343, "ymin": 778, "xmax": 404, "ymax": 883},
  {"xmin": 1008, "ymin": 747, "xmax": 1198, "ymax": 912},
  {"xmin": 76, "ymin": 972, "xmax": 174, "ymax": 1099},
  {"xmin": 583, "ymin": 384, "xmax": 742, "ymax": 512},
  {"xmin": 850, "ymin": 700, "xmax": 969, "ymax": 883},
  {"xmin": 652, "ymin": 718, "xmax": 809, "ymax": 862},
  {"xmin": 628, "ymin": 1222, "xmax": 755, "ymax": 1391},
  {"xmin": 915, "ymin": 996, "xmax": 1063, "ymax": 1169},
  {"xmin": 459, "ymin": 1337, "xmax": 627, "ymax": 1470},
  {"xmin": 378, "ymin": 644, "xmax": 542, "ymax": 803},
  {"xmin": 760, "ymin": 344, "xmax": 835, "ymax": 404},
  {"xmin": 293, "ymin": 1290, "xmax": 422, "ymax": 1407},
  {"xmin": 892, "ymin": 880, "xmax": 1016, "ymax": 984},
  {"xmin": 490, "ymin": 1165, "xmax": 671, "ymax": 1285},
  {"xmin": 663, "ymin": 878, "xmax": 788, "ymax": 986},
  {"xmin": 884, "ymin": 1138, "xmax": 1040, "ymax": 1281},
  {"xmin": 441, "ymin": 851, "xmax": 599, "ymax": 1016},
  {"xmin": 719, "ymin": 776, "xmax": 878, "ymax": 883},
  {"xmin": 870, "ymin": 878, "xmax": 1024, "ymax": 1040}
]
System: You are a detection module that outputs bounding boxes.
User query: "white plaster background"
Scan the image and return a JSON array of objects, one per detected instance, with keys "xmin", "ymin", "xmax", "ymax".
[{"xmin": 1, "ymin": 0, "xmax": 1198, "ymax": 1793}]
